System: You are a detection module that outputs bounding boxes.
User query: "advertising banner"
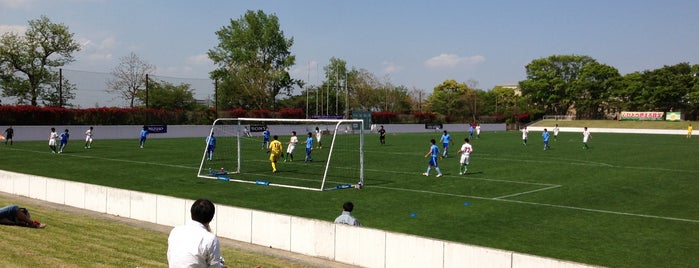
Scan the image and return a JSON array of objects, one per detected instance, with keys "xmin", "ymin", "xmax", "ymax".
[
  {"xmin": 145, "ymin": 125, "xmax": 167, "ymax": 133},
  {"xmin": 665, "ymin": 112, "xmax": 681, "ymax": 122},
  {"xmin": 619, "ymin": 111, "xmax": 664, "ymax": 121}
]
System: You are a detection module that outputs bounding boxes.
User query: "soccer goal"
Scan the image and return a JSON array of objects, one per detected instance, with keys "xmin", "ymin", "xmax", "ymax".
[{"xmin": 197, "ymin": 118, "xmax": 364, "ymax": 191}]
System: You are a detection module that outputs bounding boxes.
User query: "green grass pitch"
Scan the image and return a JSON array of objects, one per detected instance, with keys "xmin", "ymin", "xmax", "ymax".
[{"xmin": 2, "ymin": 130, "xmax": 699, "ymax": 267}]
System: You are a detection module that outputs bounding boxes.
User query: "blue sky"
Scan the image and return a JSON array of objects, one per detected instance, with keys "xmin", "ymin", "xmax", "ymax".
[{"xmin": 1, "ymin": 0, "xmax": 698, "ymax": 107}]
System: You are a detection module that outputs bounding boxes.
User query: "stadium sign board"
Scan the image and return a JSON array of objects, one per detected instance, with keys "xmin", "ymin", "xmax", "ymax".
[{"xmin": 619, "ymin": 111, "xmax": 664, "ymax": 121}]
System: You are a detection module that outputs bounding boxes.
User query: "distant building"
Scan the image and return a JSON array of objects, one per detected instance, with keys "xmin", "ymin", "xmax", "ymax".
[
  {"xmin": 196, "ymin": 98, "xmax": 213, "ymax": 107},
  {"xmin": 497, "ymin": 83, "xmax": 521, "ymax": 96}
]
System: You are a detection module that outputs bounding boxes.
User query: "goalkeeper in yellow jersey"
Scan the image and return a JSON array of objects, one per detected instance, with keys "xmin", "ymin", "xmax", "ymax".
[{"xmin": 268, "ymin": 135, "xmax": 283, "ymax": 173}]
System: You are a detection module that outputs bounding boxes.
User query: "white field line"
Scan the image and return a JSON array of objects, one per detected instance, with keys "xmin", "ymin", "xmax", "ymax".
[
  {"xmin": 369, "ymin": 185, "xmax": 699, "ymax": 224},
  {"xmin": 8, "ymin": 147, "xmax": 198, "ymax": 170},
  {"xmin": 493, "ymin": 185, "xmax": 562, "ymax": 199}
]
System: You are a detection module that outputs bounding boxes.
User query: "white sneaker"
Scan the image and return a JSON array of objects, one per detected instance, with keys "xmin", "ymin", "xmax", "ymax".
[
  {"xmin": 436, "ymin": 174, "xmax": 443, "ymax": 177},
  {"xmin": 422, "ymin": 172, "xmax": 428, "ymax": 176}
]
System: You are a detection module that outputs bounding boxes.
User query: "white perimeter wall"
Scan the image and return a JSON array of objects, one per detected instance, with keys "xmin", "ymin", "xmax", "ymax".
[{"xmin": 0, "ymin": 170, "xmax": 600, "ymax": 268}]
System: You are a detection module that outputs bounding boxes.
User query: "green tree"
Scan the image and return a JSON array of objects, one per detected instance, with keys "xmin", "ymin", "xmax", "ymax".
[
  {"xmin": 209, "ymin": 10, "xmax": 301, "ymax": 110},
  {"xmin": 640, "ymin": 63, "xmax": 694, "ymax": 113},
  {"xmin": 572, "ymin": 62, "xmax": 621, "ymax": 119},
  {"xmin": 0, "ymin": 15, "xmax": 81, "ymax": 106},
  {"xmin": 686, "ymin": 64, "xmax": 699, "ymax": 120},
  {"xmin": 426, "ymin": 79, "xmax": 471, "ymax": 119},
  {"xmin": 520, "ymin": 55, "xmax": 597, "ymax": 116},
  {"xmin": 350, "ymin": 68, "xmax": 383, "ymax": 112},
  {"xmin": 137, "ymin": 80, "xmax": 201, "ymax": 110},
  {"xmin": 42, "ymin": 75, "xmax": 77, "ymax": 107},
  {"xmin": 610, "ymin": 72, "xmax": 645, "ymax": 112},
  {"xmin": 107, "ymin": 52, "xmax": 155, "ymax": 108}
]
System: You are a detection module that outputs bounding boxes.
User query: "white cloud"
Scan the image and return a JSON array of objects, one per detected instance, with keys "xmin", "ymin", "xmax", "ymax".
[
  {"xmin": 0, "ymin": 24, "xmax": 27, "ymax": 35},
  {"xmin": 382, "ymin": 61, "xmax": 403, "ymax": 75},
  {"xmin": 78, "ymin": 36, "xmax": 116, "ymax": 61},
  {"xmin": 187, "ymin": 54, "xmax": 212, "ymax": 65},
  {"xmin": 424, "ymin": 54, "xmax": 485, "ymax": 68}
]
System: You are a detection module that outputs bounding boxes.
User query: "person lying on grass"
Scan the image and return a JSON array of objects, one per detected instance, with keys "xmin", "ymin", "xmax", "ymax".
[{"xmin": 0, "ymin": 205, "xmax": 45, "ymax": 228}]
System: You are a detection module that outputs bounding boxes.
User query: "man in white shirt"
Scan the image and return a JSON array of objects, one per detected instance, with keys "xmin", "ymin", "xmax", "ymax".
[
  {"xmin": 457, "ymin": 138, "xmax": 473, "ymax": 175},
  {"xmin": 84, "ymin": 126, "xmax": 94, "ymax": 149},
  {"xmin": 334, "ymin": 201, "xmax": 361, "ymax": 226},
  {"xmin": 521, "ymin": 126, "xmax": 529, "ymax": 146},
  {"xmin": 285, "ymin": 131, "xmax": 298, "ymax": 162},
  {"xmin": 167, "ymin": 198, "xmax": 226, "ymax": 268},
  {"xmin": 583, "ymin": 127, "xmax": 592, "ymax": 149}
]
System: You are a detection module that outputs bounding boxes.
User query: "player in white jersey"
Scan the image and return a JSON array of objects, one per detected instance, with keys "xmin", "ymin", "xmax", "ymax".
[
  {"xmin": 315, "ymin": 127, "xmax": 323, "ymax": 149},
  {"xmin": 457, "ymin": 138, "xmax": 473, "ymax": 175},
  {"xmin": 582, "ymin": 127, "xmax": 591, "ymax": 149},
  {"xmin": 285, "ymin": 131, "xmax": 298, "ymax": 162},
  {"xmin": 521, "ymin": 126, "xmax": 529, "ymax": 146},
  {"xmin": 48, "ymin": 128, "xmax": 58, "ymax": 153},
  {"xmin": 84, "ymin": 126, "xmax": 94, "ymax": 149},
  {"xmin": 553, "ymin": 124, "xmax": 559, "ymax": 141}
]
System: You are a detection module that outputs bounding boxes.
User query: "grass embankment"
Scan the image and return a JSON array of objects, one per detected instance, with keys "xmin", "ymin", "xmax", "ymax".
[{"xmin": 0, "ymin": 193, "xmax": 352, "ymax": 267}]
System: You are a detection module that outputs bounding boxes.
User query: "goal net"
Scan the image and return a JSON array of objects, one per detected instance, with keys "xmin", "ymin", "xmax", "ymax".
[{"xmin": 197, "ymin": 118, "xmax": 364, "ymax": 191}]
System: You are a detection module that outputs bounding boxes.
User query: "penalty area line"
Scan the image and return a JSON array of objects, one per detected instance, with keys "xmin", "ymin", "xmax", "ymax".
[{"xmin": 493, "ymin": 185, "xmax": 562, "ymax": 199}]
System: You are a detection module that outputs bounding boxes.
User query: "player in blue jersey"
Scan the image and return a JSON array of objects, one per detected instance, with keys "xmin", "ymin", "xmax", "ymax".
[
  {"xmin": 469, "ymin": 124, "xmax": 474, "ymax": 140},
  {"xmin": 542, "ymin": 128, "xmax": 550, "ymax": 150},
  {"xmin": 304, "ymin": 132, "xmax": 314, "ymax": 162},
  {"xmin": 262, "ymin": 127, "xmax": 270, "ymax": 150},
  {"xmin": 206, "ymin": 132, "xmax": 216, "ymax": 160},
  {"xmin": 58, "ymin": 129, "xmax": 69, "ymax": 153},
  {"xmin": 439, "ymin": 130, "xmax": 452, "ymax": 157},
  {"xmin": 422, "ymin": 139, "xmax": 443, "ymax": 177},
  {"xmin": 139, "ymin": 126, "xmax": 149, "ymax": 148}
]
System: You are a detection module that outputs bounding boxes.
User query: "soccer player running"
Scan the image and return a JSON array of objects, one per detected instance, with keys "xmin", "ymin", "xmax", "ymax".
[
  {"xmin": 139, "ymin": 126, "xmax": 149, "ymax": 148},
  {"xmin": 423, "ymin": 139, "xmax": 443, "ymax": 177},
  {"xmin": 285, "ymin": 131, "xmax": 298, "ymax": 162},
  {"xmin": 268, "ymin": 135, "xmax": 283, "ymax": 173},
  {"xmin": 205, "ymin": 132, "xmax": 216, "ymax": 161},
  {"xmin": 457, "ymin": 138, "xmax": 473, "ymax": 175},
  {"xmin": 48, "ymin": 128, "xmax": 58, "ymax": 153},
  {"xmin": 542, "ymin": 128, "xmax": 550, "ymax": 150},
  {"xmin": 475, "ymin": 124, "xmax": 481, "ymax": 139},
  {"xmin": 84, "ymin": 126, "xmax": 94, "ymax": 149},
  {"xmin": 58, "ymin": 129, "xmax": 70, "ymax": 153},
  {"xmin": 378, "ymin": 125, "xmax": 386, "ymax": 145},
  {"xmin": 582, "ymin": 127, "xmax": 592, "ymax": 149},
  {"xmin": 469, "ymin": 124, "xmax": 474, "ymax": 140},
  {"xmin": 304, "ymin": 132, "xmax": 314, "ymax": 162},
  {"xmin": 553, "ymin": 124, "xmax": 559, "ymax": 141},
  {"xmin": 439, "ymin": 130, "xmax": 452, "ymax": 157},
  {"xmin": 521, "ymin": 126, "xmax": 529, "ymax": 146},
  {"xmin": 3, "ymin": 126, "xmax": 13, "ymax": 145}
]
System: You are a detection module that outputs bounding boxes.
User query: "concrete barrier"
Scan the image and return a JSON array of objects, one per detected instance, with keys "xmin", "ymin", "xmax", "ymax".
[{"xmin": 0, "ymin": 169, "xmax": 600, "ymax": 268}]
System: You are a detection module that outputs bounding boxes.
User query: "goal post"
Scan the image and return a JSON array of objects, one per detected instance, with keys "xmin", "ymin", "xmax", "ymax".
[{"xmin": 197, "ymin": 118, "xmax": 364, "ymax": 191}]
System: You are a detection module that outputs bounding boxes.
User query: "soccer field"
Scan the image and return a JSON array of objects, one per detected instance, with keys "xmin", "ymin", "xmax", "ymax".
[{"xmin": 2, "ymin": 130, "xmax": 698, "ymax": 267}]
